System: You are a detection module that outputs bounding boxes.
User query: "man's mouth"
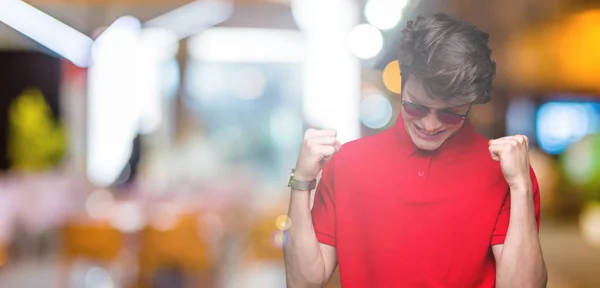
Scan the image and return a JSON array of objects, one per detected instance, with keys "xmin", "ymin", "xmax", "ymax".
[{"xmin": 415, "ymin": 124, "xmax": 445, "ymax": 136}]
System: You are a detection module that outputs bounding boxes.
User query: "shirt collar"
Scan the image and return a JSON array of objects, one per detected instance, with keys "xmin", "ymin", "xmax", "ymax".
[{"xmin": 394, "ymin": 114, "xmax": 477, "ymax": 157}]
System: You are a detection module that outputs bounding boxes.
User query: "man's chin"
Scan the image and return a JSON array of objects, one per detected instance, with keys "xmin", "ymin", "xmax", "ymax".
[{"xmin": 415, "ymin": 142, "xmax": 442, "ymax": 151}]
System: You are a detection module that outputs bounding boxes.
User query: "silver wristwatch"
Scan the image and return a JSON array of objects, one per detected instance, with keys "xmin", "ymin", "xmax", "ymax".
[{"xmin": 287, "ymin": 169, "xmax": 317, "ymax": 191}]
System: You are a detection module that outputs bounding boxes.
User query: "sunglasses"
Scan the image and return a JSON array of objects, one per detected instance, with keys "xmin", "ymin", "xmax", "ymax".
[{"xmin": 401, "ymin": 96, "xmax": 471, "ymax": 125}]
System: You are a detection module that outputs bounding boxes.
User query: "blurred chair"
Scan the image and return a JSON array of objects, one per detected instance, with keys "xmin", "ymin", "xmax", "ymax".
[
  {"xmin": 0, "ymin": 243, "xmax": 7, "ymax": 269},
  {"xmin": 242, "ymin": 208, "xmax": 340, "ymax": 288},
  {"xmin": 246, "ymin": 214, "xmax": 284, "ymax": 262},
  {"xmin": 136, "ymin": 212, "xmax": 213, "ymax": 288},
  {"xmin": 236, "ymin": 212, "xmax": 287, "ymax": 288},
  {"xmin": 61, "ymin": 221, "xmax": 123, "ymax": 261},
  {"xmin": 59, "ymin": 220, "xmax": 124, "ymax": 286}
]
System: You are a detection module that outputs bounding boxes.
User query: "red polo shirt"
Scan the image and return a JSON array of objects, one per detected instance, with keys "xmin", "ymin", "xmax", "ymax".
[{"xmin": 311, "ymin": 116, "xmax": 541, "ymax": 287}]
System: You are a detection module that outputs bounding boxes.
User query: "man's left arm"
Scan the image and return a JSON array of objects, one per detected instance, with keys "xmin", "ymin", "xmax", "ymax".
[{"xmin": 489, "ymin": 135, "xmax": 548, "ymax": 288}]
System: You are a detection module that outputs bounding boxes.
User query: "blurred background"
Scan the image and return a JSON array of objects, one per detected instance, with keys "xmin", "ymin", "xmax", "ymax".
[{"xmin": 0, "ymin": 0, "xmax": 599, "ymax": 287}]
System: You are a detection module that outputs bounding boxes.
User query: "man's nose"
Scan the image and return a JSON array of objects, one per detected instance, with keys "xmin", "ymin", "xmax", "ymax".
[{"xmin": 421, "ymin": 112, "xmax": 443, "ymax": 132}]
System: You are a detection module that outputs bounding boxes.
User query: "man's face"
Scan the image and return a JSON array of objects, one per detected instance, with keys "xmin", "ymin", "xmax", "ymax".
[{"xmin": 400, "ymin": 76, "xmax": 471, "ymax": 151}]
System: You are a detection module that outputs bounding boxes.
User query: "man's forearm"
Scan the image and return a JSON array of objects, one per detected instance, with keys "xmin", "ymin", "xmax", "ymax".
[
  {"xmin": 496, "ymin": 185, "xmax": 547, "ymax": 288},
  {"xmin": 284, "ymin": 189, "xmax": 327, "ymax": 287}
]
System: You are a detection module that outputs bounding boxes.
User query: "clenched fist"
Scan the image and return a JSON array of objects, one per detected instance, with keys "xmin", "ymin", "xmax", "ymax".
[
  {"xmin": 294, "ymin": 129, "xmax": 342, "ymax": 181},
  {"xmin": 488, "ymin": 134, "xmax": 531, "ymax": 190}
]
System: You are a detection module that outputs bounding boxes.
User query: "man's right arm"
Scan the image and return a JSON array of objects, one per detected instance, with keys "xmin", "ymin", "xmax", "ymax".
[
  {"xmin": 284, "ymin": 188, "xmax": 337, "ymax": 287},
  {"xmin": 283, "ymin": 129, "xmax": 341, "ymax": 287}
]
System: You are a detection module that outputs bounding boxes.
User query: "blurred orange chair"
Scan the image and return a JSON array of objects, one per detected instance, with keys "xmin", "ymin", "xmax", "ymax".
[
  {"xmin": 59, "ymin": 220, "xmax": 124, "ymax": 286},
  {"xmin": 243, "ymin": 210, "xmax": 341, "ymax": 288},
  {"xmin": 136, "ymin": 213, "xmax": 213, "ymax": 288},
  {"xmin": 245, "ymin": 214, "xmax": 285, "ymax": 263},
  {"xmin": 0, "ymin": 243, "xmax": 7, "ymax": 268},
  {"xmin": 61, "ymin": 221, "xmax": 123, "ymax": 262}
]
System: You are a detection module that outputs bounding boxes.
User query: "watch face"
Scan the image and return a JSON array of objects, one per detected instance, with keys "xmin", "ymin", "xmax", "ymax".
[{"xmin": 287, "ymin": 169, "xmax": 296, "ymax": 187}]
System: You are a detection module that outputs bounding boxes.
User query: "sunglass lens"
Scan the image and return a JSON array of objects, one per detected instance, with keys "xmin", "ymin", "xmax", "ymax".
[
  {"xmin": 403, "ymin": 104, "xmax": 428, "ymax": 118},
  {"xmin": 437, "ymin": 112, "xmax": 464, "ymax": 125}
]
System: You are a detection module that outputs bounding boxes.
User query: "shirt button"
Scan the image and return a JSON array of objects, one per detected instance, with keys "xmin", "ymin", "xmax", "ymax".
[{"xmin": 418, "ymin": 171, "xmax": 424, "ymax": 177}]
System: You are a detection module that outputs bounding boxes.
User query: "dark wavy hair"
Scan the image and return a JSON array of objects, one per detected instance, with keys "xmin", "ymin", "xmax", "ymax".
[{"xmin": 398, "ymin": 13, "xmax": 496, "ymax": 105}]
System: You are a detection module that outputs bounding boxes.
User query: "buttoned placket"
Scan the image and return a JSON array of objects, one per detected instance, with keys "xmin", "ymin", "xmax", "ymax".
[{"xmin": 414, "ymin": 153, "xmax": 433, "ymax": 195}]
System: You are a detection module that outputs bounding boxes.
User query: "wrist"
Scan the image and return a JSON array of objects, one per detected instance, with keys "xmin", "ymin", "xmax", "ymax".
[
  {"xmin": 292, "ymin": 168, "xmax": 316, "ymax": 182},
  {"xmin": 509, "ymin": 179, "xmax": 532, "ymax": 193},
  {"xmin": 288, "ymin": 168, "xmax": 317, "ymax": 191},
  {"xmin": 294, "ymin": 177, "xmax": 315, "ymax": 183}
]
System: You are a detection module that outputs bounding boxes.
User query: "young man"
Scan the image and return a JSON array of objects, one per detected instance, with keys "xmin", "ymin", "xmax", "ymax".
[{"xmin": 284, "ymin": 13, "xmax": 547, "ymax": 287}]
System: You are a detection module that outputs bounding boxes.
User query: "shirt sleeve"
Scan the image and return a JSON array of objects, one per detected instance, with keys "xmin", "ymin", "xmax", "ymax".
[
  {"xmin": 491, "ymin": 167, "xmax": 541, "ymax": 246},
  {"xmin": 311, "ymin": 159, "xmax": 337, "ymax": 247}
]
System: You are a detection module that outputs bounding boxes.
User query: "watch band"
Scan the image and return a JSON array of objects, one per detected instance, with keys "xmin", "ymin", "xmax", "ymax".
[{"xmin": 287, "ymin": 169, "xmax": 317, "ymax": 191}]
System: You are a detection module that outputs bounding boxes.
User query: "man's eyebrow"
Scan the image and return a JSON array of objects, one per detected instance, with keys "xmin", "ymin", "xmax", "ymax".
[{"xmin": 404, "ymin": 90, "xmax": 421, "ymax": 104}]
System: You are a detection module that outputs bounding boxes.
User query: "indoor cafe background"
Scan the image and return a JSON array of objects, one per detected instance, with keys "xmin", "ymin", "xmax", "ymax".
[{"xmin": 0, "ymin": 0, "xmax": 599, "ymax": 287}]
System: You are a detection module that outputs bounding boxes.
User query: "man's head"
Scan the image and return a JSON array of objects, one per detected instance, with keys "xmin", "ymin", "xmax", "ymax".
[{"xmin": 398, "ymin": 13, "xmax": 496, "ymax": 151}]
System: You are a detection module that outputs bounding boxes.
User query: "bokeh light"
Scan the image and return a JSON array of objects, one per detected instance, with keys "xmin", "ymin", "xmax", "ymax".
[
  {"xmin": 149, "ymin": 202, "xmax": 180, "ymax": 231},
  {"xmin": 536, "ymin": 101, "xmax": 599, "ymax": 155},
  {"xmin": 275, "ymin": 215, "xmax": 292, "ymax": 231},
  {"xmin": 109, "ymin": 202, "xmax": 144, "ymax": 233},
  {"xmin": 85, "ymin": 189, "xmax": 116, "ymax": 220},
  {"xmin": 270, "ymin": 230, "xmax": 288, "ymax": 249},
  {"xmin": 557, "ymin": 10, "xmax": 600, "ymax": 90},
  {"xmin": 364, "ymin": 0, "xmax": 408, "ymax": 30},
  {"xmin": 580, "ymin": 201, "xmax": 600, "ymax": 249},
  {"xmin": 347, "ymin": 24, "xmax": 383, "ymax": 59},
  {"xmin": 382, "ymin": 60, "xmax": 401, "ymax": 94},
  {"xmin": 360, "ymin": 93, "xmax": 393, "ymax": 129},
  {"xmin": 563, "ymin": 137, "xmax": 595, "ymax": 186},
  {"xmin": 291, "ymin": 0, "xmax": 357, "ymax": 32},
  {"xmin": 84, "ymin": 266, "xmax": 114, "ymax": 288},
  {"xmin": 561, "ymin": 134, "xmax": 600, "ymax": 197}
]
